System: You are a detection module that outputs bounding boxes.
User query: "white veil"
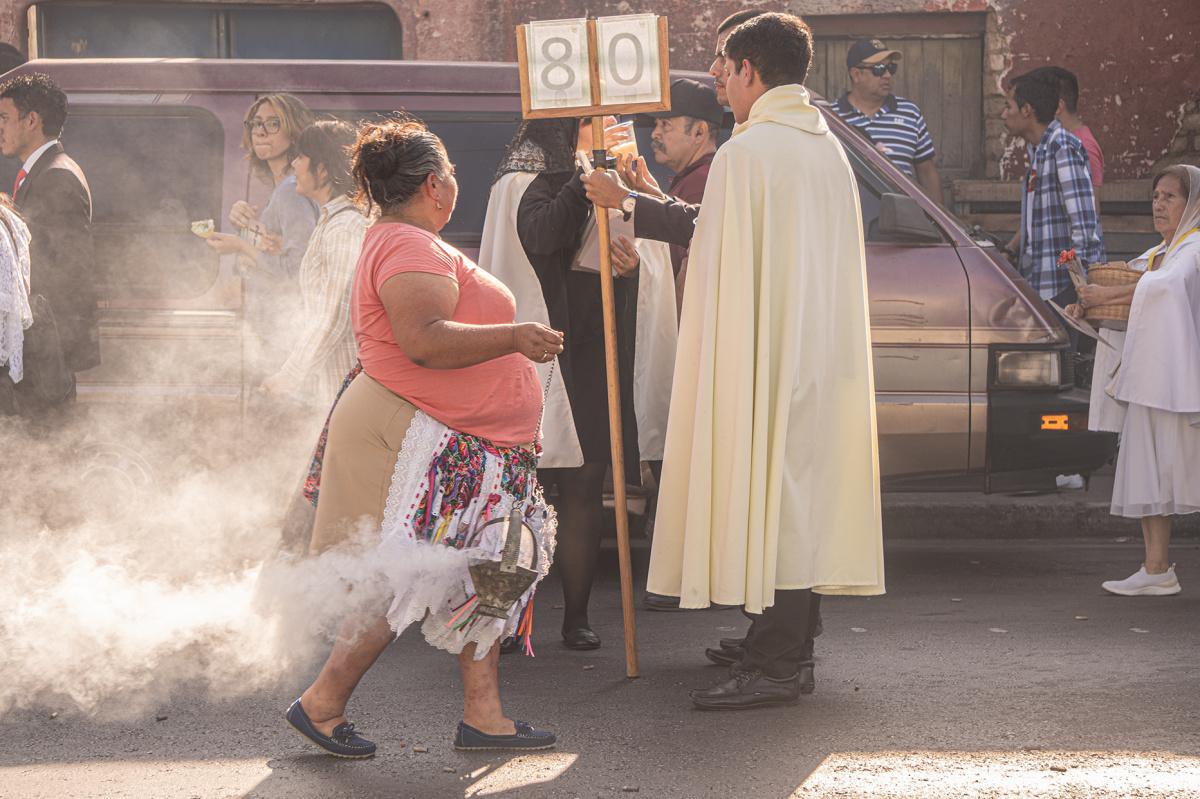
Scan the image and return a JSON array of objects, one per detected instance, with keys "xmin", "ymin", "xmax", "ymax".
[
  {"xmin": 0, "ymin": 205, "xmax": 33, "ymax": 384},
  {"xmin": 1165, "ymin": 164, "xmax": 1200, "ymax": 251}
]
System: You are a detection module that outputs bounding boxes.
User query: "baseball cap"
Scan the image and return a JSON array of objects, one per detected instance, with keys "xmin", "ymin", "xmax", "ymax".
[
  {"xmin": 643, "ymin": 78, "xmax": 724, "ymax": 127},
  {"xmin": 846, "ymin": 39, "xmax": 903, "ymax": 69}
]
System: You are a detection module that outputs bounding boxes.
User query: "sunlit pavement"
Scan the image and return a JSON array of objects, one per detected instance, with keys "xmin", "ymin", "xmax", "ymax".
[{"xmin": 2, "ymin": 538, "xmax": 1198, "ymax": 798}]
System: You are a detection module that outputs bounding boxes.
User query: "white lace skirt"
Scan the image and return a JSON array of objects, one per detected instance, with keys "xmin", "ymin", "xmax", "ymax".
[
  {"xmin": 1111, "ymin": 402, "xmax": 1200, "ymax": 518},
  {"xmin": 378, "ymin": 410, "xmax": 557, "ymax": 659}
]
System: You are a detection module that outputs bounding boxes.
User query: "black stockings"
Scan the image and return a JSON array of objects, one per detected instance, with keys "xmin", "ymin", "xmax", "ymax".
[{"xmin": 540, "ymin": 463, "xmax": 607, "ymax": 633}]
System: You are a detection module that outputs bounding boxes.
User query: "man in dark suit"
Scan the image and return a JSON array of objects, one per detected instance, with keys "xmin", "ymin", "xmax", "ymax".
[{"xmin": 0, "ymin": 72, "xmax": 98, "ymax": 394}]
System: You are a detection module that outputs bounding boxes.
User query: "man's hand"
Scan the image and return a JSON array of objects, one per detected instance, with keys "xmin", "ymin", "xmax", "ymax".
[
  {"xmin": 616, "ymin": 154, "xmax": 664, "ymax": 199},
  {"xmin": 611, "ymin": 235, "xmax": 641, "ymax": 277},
  {"xmin": 581, "ymin": 169, "xmax": 628, "ymax": 210}
]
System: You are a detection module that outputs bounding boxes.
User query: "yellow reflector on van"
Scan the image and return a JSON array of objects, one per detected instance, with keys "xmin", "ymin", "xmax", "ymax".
[{"xmin": 1041, "ymin": 414, "xmax": 1070, "ymax": 431}]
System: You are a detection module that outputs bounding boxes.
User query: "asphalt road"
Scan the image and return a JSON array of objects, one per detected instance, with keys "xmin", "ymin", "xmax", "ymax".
[{"xmin": 3, "ymin": 539, "xmax": 1199, "ymax": 798}]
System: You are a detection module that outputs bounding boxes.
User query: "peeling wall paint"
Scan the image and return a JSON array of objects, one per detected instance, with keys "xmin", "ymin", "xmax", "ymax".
[{"xmin": 1, "ymin": 0, "xmax": 1196, "ymax": 178}]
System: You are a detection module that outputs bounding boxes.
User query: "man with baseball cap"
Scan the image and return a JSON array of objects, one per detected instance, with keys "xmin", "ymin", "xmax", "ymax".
[
  {"xmin": 641, "ymin": 78, "xmax": 723, "ymax": 290},
  {"xmin": 832, "ymin": 38, "xmax": 944, "ymax": 204}
]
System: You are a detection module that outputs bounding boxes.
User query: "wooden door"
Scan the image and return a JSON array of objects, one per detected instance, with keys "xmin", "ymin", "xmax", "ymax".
[{"xmin": 809, "ymin": 31, "xmax": 984, "ymax": 181}]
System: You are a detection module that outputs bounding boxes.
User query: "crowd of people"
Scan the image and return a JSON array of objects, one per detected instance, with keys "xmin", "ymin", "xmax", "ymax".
[{"xmin": 0, "ymin": 6, "xmax": 1195, "ymax": 762}]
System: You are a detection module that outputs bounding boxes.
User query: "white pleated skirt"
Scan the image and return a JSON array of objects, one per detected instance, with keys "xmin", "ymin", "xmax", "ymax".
[{"xmin": 1111, "ymin": 402, "xmax": 1200, "ymax": 518}]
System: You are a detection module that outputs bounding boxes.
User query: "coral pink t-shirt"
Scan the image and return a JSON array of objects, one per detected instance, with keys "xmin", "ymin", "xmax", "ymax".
[
  {"xmin": 352, "ymin": 223, "xmax": 541, "ymax": 447},
  {"xmin": 1072, "ymin": 125, "xmax": 1104, "ymax": 188}
]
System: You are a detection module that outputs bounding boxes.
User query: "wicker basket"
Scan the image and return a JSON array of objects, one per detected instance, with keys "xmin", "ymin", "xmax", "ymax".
[{"xmin": 1084, "ymin": 261, "xmax": 1142, "ymax": 329}]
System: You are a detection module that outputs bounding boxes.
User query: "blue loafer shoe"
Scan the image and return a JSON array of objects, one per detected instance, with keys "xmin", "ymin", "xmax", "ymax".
[
  {"xmin": 454, "ymin": 720, "xmax": 556, "ymax": 751},
  {"xmin": 286, "ymin": 698, "xmax": 376, "ymax": 759}
]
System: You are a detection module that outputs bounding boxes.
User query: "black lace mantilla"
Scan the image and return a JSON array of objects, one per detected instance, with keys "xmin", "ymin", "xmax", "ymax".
[{"xmin": 493, "ymin": 118, "xmax": 579, "ymax": 184}]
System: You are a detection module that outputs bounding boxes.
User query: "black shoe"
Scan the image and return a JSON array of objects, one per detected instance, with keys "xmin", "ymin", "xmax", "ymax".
[
  {"xmin": 454, "ymin": 720, "xmax": 556, "ymax": 751},
  {"xmin": 285, "ymin": 699, "xmax": 376, "ymax": 759},
  {"xmin": 562, "ymin": 627, "xmax": 601, "ymax": 650},
  {"xmin": 718, "ymin": 636, "xmax": 747, "ymax": 651},
  {"xmin": 690, "ymin": 669, "xmax": 802, "ymax": 711},
  {"xmin": 704, "ymin": 646, "xmax": 742, "ymax": 667},
  {"xmin": 643, "ymin": 593, "xmax": 683, "ymax": 611}
]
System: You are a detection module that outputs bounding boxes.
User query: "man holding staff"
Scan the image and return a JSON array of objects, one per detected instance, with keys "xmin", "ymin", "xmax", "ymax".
[{"xmin": 640, "ymin": 12, "xmax": 885, "ymax": 710}]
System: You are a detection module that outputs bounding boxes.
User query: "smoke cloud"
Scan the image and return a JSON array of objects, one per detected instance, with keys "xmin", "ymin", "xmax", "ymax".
[{"xmin": 0, "ymin": 395, "xmax": 389, "ymax": 722}]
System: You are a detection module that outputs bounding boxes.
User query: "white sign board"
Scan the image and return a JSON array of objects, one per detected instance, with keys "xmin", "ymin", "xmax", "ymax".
[
  {"xmin": 525, "ymin": 18, "xmax": 591, "ymax": 112},
  {"xmin": 596, "ymin": 15, "xmax": 661, "ymax": 105}
]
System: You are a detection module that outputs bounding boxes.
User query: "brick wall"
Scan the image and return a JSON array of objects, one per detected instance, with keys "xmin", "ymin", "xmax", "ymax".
[{"xmin": 2, "ymin": 0, "xmax": 1197, "ymax": 178}]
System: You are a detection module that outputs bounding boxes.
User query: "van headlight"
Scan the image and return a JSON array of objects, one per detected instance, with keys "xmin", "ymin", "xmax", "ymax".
[{"xmin": 994, "ymin": 350, "xmax": 1061, "ymax": 388}]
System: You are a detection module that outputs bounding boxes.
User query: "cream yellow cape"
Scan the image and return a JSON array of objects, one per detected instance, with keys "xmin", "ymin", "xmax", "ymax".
[{"xmin": 646, "ymin": 85, "xmax": 885, "ymax": 612}]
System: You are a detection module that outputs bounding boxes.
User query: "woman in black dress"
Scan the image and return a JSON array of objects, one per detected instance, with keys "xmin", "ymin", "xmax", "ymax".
[{"xmin": 496, "ymin": 117, "xmax": 641, "ymax": 650}]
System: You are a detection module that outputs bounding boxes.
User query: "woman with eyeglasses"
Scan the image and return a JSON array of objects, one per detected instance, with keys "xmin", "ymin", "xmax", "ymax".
[{"xmin": 208, "ymin": 93, "xmax": 319, "ymax": 372}]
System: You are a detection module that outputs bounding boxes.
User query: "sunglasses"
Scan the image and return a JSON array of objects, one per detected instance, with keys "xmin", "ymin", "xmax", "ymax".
[
  {"xmin": 857, "ymin": 62, "xmax": 898, "ymax": 77},
  {"xmin": 244, "ymin": 117, "xmax": 283, "ymax": 134}
]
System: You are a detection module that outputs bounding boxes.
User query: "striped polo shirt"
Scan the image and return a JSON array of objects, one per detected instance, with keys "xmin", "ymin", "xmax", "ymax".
[{"xmin": 832, "ymin": 93, "xmax": 935, "ymax": 177}]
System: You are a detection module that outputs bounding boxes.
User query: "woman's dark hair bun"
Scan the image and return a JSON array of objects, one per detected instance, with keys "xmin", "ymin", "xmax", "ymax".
[{"xmin": 351, "ymin": 115, "xmax": 449, "ymax": 213}]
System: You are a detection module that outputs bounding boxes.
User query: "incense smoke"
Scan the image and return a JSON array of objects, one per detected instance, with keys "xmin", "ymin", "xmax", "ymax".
[{"xmin": 0, "ymin": 381, "xmax": 390, "ymax": 721}]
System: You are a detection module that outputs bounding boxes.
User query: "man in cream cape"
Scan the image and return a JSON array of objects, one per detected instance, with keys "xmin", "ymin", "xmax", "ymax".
[{"xmin": 646, "ymin": 12, "xmax": 885, "ymax": 710}]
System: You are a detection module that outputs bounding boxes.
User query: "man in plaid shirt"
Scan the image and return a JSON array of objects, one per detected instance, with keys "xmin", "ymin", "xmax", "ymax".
[{"xmin": 1002, "ymin": 71, "xmax": 1105, "ymax": 302}]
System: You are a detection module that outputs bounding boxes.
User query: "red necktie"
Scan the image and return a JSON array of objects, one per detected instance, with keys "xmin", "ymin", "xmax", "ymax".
[{"xmin": 12, "ymin": 168, "xmax": 26, "ymax": 197}]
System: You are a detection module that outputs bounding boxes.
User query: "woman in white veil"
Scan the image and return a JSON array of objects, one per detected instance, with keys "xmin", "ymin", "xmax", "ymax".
[
  {"xmin": 0, "ymin": 195, "xmax": 32, "ymax": 414},
  {"xmin": 1080, "ymin": 164, "xmax": 1200, "ymax": 595}
]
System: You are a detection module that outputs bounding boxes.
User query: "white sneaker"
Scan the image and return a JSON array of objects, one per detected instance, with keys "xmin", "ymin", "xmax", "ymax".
[
  {"xmin": 1101, "ymin": 565, "xmax": 1181, "ymax": 596},
  {"xmin": 1056, "ymin": 473, "xmax": 1085, "ymax": 490}
]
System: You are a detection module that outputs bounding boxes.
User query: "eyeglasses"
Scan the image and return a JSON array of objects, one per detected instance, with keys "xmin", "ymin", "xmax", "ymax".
[
  {"xmin": 244, "ymin": 117, "xmax": 283, "ymax": 134},
  {"xmin": 857, "ymin": 62, "xmax": 898, "ymax": 77}
]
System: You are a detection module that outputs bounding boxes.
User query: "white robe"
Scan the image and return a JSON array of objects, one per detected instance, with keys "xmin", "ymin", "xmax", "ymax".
[
  {"xmin": 647, "ymin": 85, "xmax": 885, "ymax": 613},
  {"xmin": 1106, "ymin": 232, "xmax": 1200, "ymax": 517},
  {"xmin": 478, "ymin": 171, "xmax": 677, "ymax": 467}
]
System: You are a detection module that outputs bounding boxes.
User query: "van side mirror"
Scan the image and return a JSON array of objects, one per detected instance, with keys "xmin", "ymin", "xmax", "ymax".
[{"xmin": 878, "ymin": 193, "xmax": 942, "ymax": 242}]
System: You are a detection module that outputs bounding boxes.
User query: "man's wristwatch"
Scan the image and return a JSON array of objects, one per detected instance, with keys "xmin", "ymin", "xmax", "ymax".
[{"xmin": 620, "ymin": 191, "xmax": 638, "ymax": 218}]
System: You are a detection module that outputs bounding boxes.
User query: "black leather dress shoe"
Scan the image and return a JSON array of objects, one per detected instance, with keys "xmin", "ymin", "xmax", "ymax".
[
  {"xmin": 690, "ymin": 669, "xmax": 801, "ymax": 710},
  {"xmin": 644, "ymin": 593, "xmax": 683, "ymax": 611},
  {"xmin": 562, "ymin": 627, "xmax": 601, "ymax": 650},
  {"xmin": 719, "ymin": 636, "xmax": 747, "ymax": 651},
  {"xmin": 704, "ymin": 646, "xmax": 742, "ymax": 667}
]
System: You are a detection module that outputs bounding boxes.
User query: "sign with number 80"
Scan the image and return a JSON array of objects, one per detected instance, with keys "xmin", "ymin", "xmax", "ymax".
[{"xmin": 518, "ymin": 15, "xmax": 670, "ymax": 119}]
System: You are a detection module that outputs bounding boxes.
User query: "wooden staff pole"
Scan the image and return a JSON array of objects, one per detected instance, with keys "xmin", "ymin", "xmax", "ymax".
[{"xmin": 589, "ymin": 113, "xmax": 640, "ymax": 680}]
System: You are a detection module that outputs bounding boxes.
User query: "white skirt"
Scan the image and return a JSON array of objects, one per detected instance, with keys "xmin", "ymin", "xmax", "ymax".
[
  {"xmin": 1111, "ymin": 402, "xmax": 1200, "ymax": 518},
  {"xmin": 1089, "ymin": 329, "xmax": 1126, "ymax": 433}
]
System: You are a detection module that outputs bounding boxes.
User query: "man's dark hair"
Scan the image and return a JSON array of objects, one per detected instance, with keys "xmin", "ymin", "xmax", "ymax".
[
  {"xmin": 718, "ymin": 9, "xmax": 765, "ymax": 34},
  {"xmin": 0, "ymin": 43, "xmax": 26, "ymax": 76},
  {"xmin": 1035, "ymin": 65, "xmax": 1080, "ymax": 113},
  {"xmin": 1010, "ymin": 71, "xmax": 1059, "ymax": 125},
  {"xmin": 0, "ymin": 72, "xmax": 68, "ymax": 137},
  {"xmin": 723, "ymin": 12, "xmax": 813, "ymax": 90}
]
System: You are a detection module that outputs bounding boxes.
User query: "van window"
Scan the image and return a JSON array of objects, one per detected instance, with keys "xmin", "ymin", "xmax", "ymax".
[
  {"xmin": 32, "ymin": 2, "xmax": 402, "ymax": 59},
  {"xmin": 66, "ymin": 106, "xmax": 225, "ymax": 301},
  {"xmin": 319, "ymin": 111, "xmax": 522, "ymax": 249}
]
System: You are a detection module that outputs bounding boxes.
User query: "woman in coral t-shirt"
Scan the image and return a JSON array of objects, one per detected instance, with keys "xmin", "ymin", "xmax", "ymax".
[{"xmin": 286, "ymin": 118, "xmax": 564, "ymax": 759}]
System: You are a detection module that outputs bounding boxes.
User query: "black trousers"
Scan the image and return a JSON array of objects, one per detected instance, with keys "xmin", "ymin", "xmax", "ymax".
[{"xmin": 738, "ymin": 589, "xmax": 821, "ymax": 679}]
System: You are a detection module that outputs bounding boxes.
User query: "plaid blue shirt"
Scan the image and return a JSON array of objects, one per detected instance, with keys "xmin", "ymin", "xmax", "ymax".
[{"xmin": 1018, "ymin": 120, "xmax": 1105, "ymax": 299}]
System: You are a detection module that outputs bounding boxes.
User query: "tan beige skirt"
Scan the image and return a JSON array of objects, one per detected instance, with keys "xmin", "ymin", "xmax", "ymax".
[{"xmin": 309, "ymin": 372, "xmax": 417, "ymax": 554}]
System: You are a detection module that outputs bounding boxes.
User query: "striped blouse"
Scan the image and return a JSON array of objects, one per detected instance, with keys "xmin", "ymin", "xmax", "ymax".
[{"xmin": 277, "ymin": 194, "xmax": 367, "ymax": 405}]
